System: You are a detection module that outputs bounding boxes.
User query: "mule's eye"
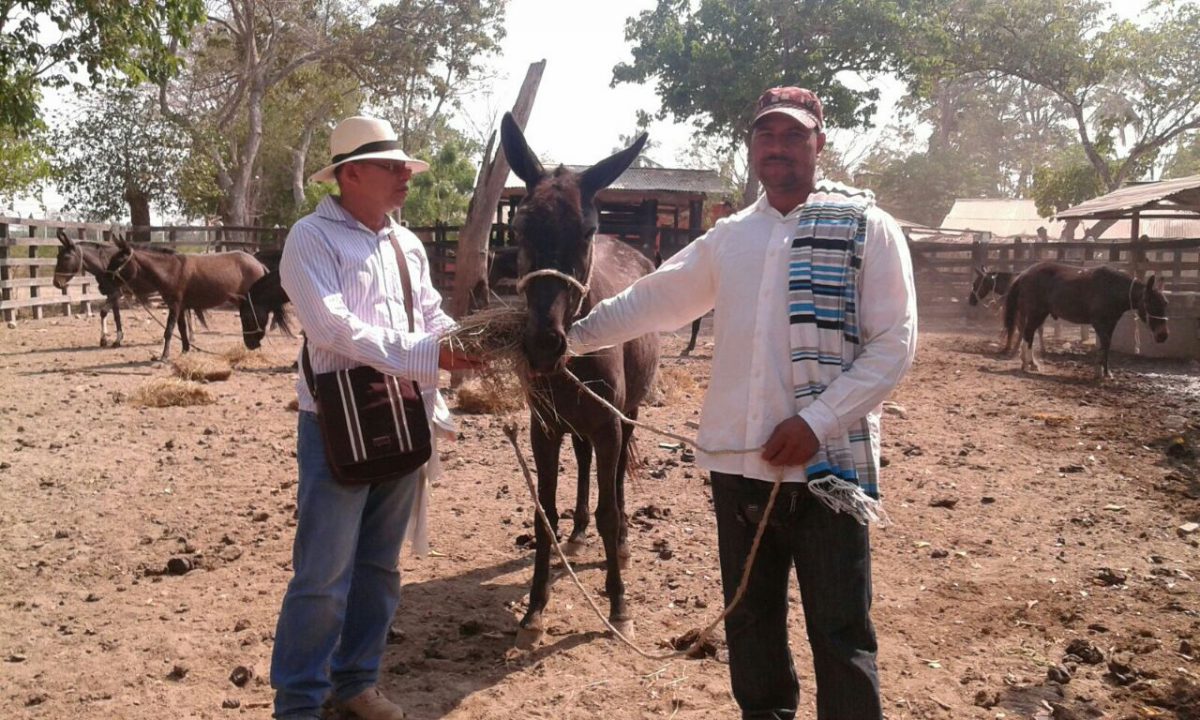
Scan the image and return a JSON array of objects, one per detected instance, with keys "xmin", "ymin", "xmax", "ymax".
[{"xmin": 584, "ymin": 228, "xmax": 597, "ymax": 239}]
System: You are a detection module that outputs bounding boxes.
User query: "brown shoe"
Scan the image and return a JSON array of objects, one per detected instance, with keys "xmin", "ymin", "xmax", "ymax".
[{"xmin": 338, "ymin": 687, "xmax": 406, "ymax": 720}]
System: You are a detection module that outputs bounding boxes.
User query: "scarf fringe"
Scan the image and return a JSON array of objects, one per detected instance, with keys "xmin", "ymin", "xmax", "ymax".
[{"xmin": 807, "ymin": 476, "xmax": 890, "ymax": 526}]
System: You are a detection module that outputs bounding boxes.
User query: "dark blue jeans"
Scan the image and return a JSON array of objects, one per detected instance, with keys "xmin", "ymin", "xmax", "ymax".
[
  {"xmin": 711, "ymin": 472, "xmax": 881, "ymax": 720},
  {"xmin": 271, "ymin": 411, "xmax": 420, "ymax": 719}
]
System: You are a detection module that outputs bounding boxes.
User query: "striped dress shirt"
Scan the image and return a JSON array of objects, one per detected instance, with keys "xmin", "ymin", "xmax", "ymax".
[
  {"xmin": 280, "ymin": 195, "xmax": 454, "ymax": 415},
  {"xmin": 568, "ymin": 194, "xmax": 917, "ymax": 485}
]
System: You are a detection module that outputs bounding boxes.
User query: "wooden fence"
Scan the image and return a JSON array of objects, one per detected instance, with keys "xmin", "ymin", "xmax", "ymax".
[
  {"xmin": 0, "ymin": 217, "xmax": 286, "ymax": 322},
  {"xmin": 910, "ymin": 236, "xmax": 1200, "ymax": 318}
]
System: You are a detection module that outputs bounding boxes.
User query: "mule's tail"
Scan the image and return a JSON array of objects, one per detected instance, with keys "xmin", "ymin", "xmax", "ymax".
[{"xmin": 1002, "ymin": 275, "xmax": 1021, "ymax": 353}]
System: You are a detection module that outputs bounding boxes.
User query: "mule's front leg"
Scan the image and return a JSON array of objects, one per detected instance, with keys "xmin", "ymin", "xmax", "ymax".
[
  {"xmin": 99, "ymin": 304, "xmax": 110, "ymax": 347},
  {"xmin": 592, "ymin": 420, "xmax": 633, "ymax": 639},
  {"xmin": 159, "ymin": 308, "xmax": 177, "ymax": 361},
  {"xmin": 517, "ymin": 421, "xmax": 563, "ymax": 649},
  {"xmin": 565, "ymin": 434, "xmax": 591, "ymax": 554},
  {"xmin": 111, "ymin": 298, "xmax": 124, "ymax": 347}
]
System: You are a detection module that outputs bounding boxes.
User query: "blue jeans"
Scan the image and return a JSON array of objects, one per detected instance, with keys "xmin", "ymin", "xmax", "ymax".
[
  {"xmin": 711, "ymin": 473, "xmax": 881, "ymax": 720},
  {"xmin": 272, "ymin": 411, "xmax": 420, "ymax": 719}
]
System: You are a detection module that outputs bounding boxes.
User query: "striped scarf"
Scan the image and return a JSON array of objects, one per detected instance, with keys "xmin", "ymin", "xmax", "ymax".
[{"xmin": 788, "ymin": 181, "xmax": 887, "ymax": 524}]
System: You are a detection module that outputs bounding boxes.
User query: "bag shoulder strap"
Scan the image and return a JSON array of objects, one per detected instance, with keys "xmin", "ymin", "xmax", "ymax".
[{"xmin": 389, "ymin": 231, "xmax": 416, "ymax": 333}]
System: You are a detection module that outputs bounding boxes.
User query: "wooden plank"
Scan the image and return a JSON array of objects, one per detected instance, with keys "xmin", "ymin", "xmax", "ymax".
[
  {"xmin": 0, "ymin": 293, "xmax": 108, "ymax": 310},
  {"xmin": 0, "ymin": 276, "xmax": 97, "ymax": 289},
  {"xmin": 0, "ymin": 257, "xmax": 56, "ymax": 267}
]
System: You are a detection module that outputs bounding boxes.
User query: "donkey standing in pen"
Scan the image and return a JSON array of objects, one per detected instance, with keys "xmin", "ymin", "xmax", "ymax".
[
  {"xmin": 237, "ymin": 247, "xmax": 293, "ymax": 349},
  {"xmin": 1004, "ymin": 261, "xmax": 1169, "ymax": 379},
  {"xmin": 52, "ymin": 230, "xmax": 175, "ymax": 347},
  {"xmin": 501, "ymin": 112, "xmax": 660, "ymax": 647},
  {"xmin": 105, "ymin": 237, "xmax": 267, "ymax": 360}
]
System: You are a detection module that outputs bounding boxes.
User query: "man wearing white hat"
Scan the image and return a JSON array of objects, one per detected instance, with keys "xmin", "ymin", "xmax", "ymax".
[{"xmin": 272, "ymin": 116, "xmax": 479, "ymax": 720}]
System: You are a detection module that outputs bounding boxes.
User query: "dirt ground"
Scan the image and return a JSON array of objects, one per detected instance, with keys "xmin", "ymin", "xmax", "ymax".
[{"xmin": 2, "ymin": 308, "xmax": 1199, "ymax": 720}]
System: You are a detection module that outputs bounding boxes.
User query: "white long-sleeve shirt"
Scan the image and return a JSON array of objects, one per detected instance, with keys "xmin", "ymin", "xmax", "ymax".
[
  {"xmin": 280, "ymin": 195, "xmax": 454, "ymax": 414},
  {"xmin": 568, "ymin": 194, "xmax": 918, "ymax": 484}
]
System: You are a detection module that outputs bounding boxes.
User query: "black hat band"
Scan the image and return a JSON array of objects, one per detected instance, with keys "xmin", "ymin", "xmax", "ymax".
[{"xmin": 331, "ymin": 139, "xmax": 403, "ymax": 165}]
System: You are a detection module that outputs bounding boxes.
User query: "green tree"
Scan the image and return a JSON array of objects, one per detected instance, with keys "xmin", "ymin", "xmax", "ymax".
[
  {"xmin": 52, "ymin": 88, "xmax": 187, "ymax": 230},
  {"xmin": 1163, "ymin": 133, "xmax": 1200, "ymax": 179},
  {"xmin": 614, "ymin": 0, "xmax": 930, "ymax": 199},
  {"xmin": 0, "ymin": 127, "xmax": 52, "ymax": 206},
  {"xmin": 1030, "ymin": 146, "xmax": 1107, "ymax": 217},
  {"xmin": 909, "ymin": 0, "xmax": 1200, "ymax": 192},
  {"xmin": 403, "ymin": 136, "xmax": 478, "ymax": 226},
  {"xmin": 161, "ymin": 0, "xmax": 505, "ymax": 226},
  {"xmin": 0, "ymin": 0, "xmax": 204, "ymax": 135}
]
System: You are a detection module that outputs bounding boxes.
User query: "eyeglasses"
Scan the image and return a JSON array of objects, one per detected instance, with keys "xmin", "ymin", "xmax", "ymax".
[{"xmin": 357, "ymin": 160, "xmax": 412, "ymax": 175}]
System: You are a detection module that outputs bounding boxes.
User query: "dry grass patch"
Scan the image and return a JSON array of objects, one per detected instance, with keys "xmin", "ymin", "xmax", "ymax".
[
  {"xmin": 654, "ymin": 364, "xmax": 702, "ymax": 405},
  {"xmin": 455, "ymin": 374, "xmax": 525, "ymax": 415},
  {"xmin": 129, "ymin": 378, "xmax": 216, "ymax": 407},
  {"xmin": 220, "ymin": 345, "xmax": 277, "ymax": 370},
  {"xmin": 171, "ymin": 353, "xmax": 233, "ymax": 382}
]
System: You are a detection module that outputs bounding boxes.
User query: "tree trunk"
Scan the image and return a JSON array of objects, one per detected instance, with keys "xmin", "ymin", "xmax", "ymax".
[
  {"xmin": 450, "ymin": 60, "xmax": 546, "ymax": 318},
  {"xmin": 741, "ymin": 153, "xmax": 760, "ymax": 208},
  {"xmin": 292, "ymin": 124, "xmax": 316, "ymax": 212},
  {"xmin": 125, "ymin": 189, "xmax": 152, "ymax": 243}
]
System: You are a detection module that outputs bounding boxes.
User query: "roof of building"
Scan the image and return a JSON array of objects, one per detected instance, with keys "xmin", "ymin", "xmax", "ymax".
[
  {"xmin": 503, "ymin": 165, "xmax": 726, "ymax": 196},
  {"xmin": 1055, "ymin": 174, "xmax": 1200, "ymax": 220},
  {"xmin": 939, "ymin": 198, "xmax": 1063, "ymax": 238}
]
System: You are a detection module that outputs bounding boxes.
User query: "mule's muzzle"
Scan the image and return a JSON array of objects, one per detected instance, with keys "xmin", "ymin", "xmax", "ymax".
[
  {"xmin": 523, "ymin": 328, "xmax": 568, "ymax": 375},
  {"xmin": 1154, "ymin": 329, "xmax": 1169, "ymax": 344}
]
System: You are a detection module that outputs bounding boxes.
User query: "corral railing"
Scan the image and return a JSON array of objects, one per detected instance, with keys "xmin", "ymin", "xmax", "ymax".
[
  {"xmin": 0, "ymin": 217, "xmax": 285, "ymax": 322},
  {"xmin": 910, "ymin": 236, "xmax": 1200, "ymax": 320}
]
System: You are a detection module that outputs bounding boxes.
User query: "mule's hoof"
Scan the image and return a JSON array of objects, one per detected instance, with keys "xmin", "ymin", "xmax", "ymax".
[
  {"xmin": 99, "ymin": 337, "xmax": 109, "ymax": 348},
  {"xmin": 609, "ymin": 618, "xmax": 635, "ymax": 641},
  {"xmin": 515, "ymin": 625, "xmax": 544, "ymax": 650},
  {"xmin": 563, "ymin": 538, "xmax": 587, "ymax": 557}
]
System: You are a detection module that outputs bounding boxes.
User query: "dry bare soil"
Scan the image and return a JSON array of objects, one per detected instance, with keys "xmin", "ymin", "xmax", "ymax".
[{"xmin": 2, "ymin": 310, "xmax": 1199, "ymax": 720}]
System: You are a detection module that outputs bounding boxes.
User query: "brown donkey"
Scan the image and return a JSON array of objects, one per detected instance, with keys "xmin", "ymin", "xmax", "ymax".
[
  {"xmin": 501, "ymin": 112, "xmax": 660, "ymax": 648},
  {"xmin": 105, "ymin": 237, "xmax": 267, "ymax": 360},
  {"xmin": 1004, "ymin": 261, "xmax": 1169, "ymax": 379}
]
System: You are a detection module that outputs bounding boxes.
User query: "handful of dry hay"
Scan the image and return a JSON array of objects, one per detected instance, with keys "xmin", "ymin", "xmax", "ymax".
[
  {"xmin": 171, "ymin": 354, "xmax": 232, "ymax": 382},
  {"xmin": 129, "ymin": 378, "xmax": 216, "ymax": 407},
  {"xmin": 441, "ymin": 306, "xmax": 525, "ymax": 370}
]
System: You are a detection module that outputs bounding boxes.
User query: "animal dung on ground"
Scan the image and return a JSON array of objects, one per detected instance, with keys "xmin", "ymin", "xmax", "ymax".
[
  {"xmin": 171, "ymin": 354, "xmax": 233, "ymax": 382},
  {"xmin": 128, "ymin": 378, "xmax": 216, "ymax": 408}
]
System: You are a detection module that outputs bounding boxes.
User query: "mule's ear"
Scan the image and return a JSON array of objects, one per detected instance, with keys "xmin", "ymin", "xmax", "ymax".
[
  {"xmin": 500, "ymin": 112, "xmax": 544, "ymax": 191},
  {"xmin": 57, "ymin": 229, "xmax": 73, "ymax": 248},
  {"xmin": 114, "ymin": 235, "xmax": 130, "ymax": 250},
  {"xmin": 580, "ymin": 132, "xmax": 648, "ymax": 198},
  {"xmin": 1146, "ymin": 274, "xmax": 1156, "ymax": 292}
]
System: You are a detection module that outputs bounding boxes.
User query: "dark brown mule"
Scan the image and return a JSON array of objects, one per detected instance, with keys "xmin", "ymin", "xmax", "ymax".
[
  {"xmin": 501, "ymin": 112, "xmax": 660, "ymax": 647},
  {"xmin": 1004, "ymin": 261, "xmax": 1169, "ymax": 378},
  {"xmin": 968, "ymin": 266, "xmax": 1015, "ymax": 307},
  {"xmin": 106, "ymin": 237, "xmax": 267, "ymax": 360},
  {"xmin": 52, "ymin": 230, "xmax": 175, "ymax": 347},
  {"xmin": 238, "ymin": 248, "xmax": 293, "ymax": 349}
]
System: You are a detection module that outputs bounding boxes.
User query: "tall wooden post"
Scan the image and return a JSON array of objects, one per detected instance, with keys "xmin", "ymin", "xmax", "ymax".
[{"xmin": 451, "ymin": 60, "xmax": 546, "ymax": 318}]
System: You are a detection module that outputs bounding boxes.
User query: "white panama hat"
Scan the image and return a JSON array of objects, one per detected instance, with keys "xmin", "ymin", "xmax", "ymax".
[{"xmin": 308, "ymin": 116, "xmax": 430, "ymax": 183}]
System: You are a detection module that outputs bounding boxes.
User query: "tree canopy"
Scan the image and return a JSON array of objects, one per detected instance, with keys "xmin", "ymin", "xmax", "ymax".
[
  {"xmin": 52, "ymin": 87, "xmax": 188, "ymax": 227},
  {"xmin": 0, "ymin": 0, "xmax": 204, "ymax": 135}
]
